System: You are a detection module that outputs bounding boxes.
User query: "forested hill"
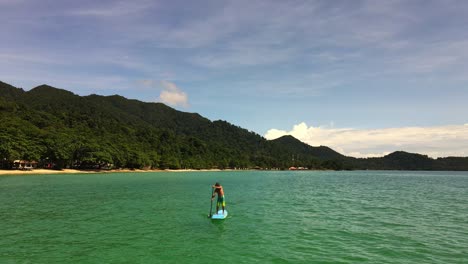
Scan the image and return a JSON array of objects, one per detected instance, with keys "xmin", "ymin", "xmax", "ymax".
[
  {"xmin": 1, "ymin": 81, "xmax": 468, "ymax": 171},
  {"xmin": 0, "ymin": 81, "xmax": 344, "ymax": 170}
]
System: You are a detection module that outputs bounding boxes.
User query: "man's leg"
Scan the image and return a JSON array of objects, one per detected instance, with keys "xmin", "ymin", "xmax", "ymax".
[{"xmin": 222, "ymin": 197, "xmax": 225, "ymax": 213}]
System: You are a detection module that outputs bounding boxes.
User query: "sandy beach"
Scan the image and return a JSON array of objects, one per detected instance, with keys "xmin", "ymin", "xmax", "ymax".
[
  {"xmin": 0, "ymin": 168, "xmax": 226, "ymax": 176},
  {"xmin": 0, "ymin": 169, "xmax": 155, "ymax": 176}
]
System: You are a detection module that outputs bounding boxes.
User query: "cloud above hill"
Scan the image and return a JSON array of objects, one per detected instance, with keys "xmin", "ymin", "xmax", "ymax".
[
  {"xmin": 158, "ymin": 81, "xmax": 188, "ymax": 108},
  {"xmin": 265, "ymin": 123, "xmax": 468, "ymax": 158}
]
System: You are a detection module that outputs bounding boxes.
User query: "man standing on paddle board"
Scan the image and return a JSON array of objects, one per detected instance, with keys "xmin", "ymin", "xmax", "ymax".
[{"xmin": 211, "ymin": 182, "xmax": 226, "ymax": 214}]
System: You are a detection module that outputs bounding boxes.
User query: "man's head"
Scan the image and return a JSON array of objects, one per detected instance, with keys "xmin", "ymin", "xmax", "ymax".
[{"xmin": 215, "ymin": 182, "xmax": 220, "ymax": 186}]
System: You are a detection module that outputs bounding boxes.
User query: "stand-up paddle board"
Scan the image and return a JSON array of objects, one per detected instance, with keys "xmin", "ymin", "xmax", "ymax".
[{"xmin": 211, "ymin": 210, "xmax": 228, "ymax": 220}]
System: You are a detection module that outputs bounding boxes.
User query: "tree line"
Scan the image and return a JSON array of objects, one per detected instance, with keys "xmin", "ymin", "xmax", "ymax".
[{"xmin": 1, "ymin": 81, "xmax": 467, "ymax": 171}]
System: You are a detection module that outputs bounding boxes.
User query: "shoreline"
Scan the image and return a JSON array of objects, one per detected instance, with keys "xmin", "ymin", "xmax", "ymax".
[{"xmin": 0, "ymin": 168, "xmax": 227, "ymax": 176}]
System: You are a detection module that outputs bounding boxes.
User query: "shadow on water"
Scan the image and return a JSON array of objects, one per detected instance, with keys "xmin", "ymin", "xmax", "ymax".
[
  {"xmin": 198, "ymin": 212, "xmax": 227, "ymax": 233},
  {"xmin": 210, "ymin": 218, "xmax": 227, "ymax": 232}
]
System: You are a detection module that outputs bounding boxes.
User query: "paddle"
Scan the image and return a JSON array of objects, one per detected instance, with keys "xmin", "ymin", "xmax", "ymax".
[{"xmin": 208, "ymin": 187, "xmax": 214, "ymax": 218}]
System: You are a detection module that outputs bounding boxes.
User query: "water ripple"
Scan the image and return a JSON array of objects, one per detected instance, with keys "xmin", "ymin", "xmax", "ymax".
[{"xmin": 1, "ymin": 171, "xmax": 467, "ymax": 263}]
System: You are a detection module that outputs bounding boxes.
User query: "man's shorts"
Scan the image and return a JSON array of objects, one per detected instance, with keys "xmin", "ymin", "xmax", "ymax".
[{"xmin": 217, "ymin": 196, "xmax": 225, "ymax": 207}]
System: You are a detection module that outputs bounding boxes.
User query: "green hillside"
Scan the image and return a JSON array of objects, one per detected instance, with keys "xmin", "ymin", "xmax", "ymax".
[
  {"xmin": 1, "ymin": 81, "xmax": 467, "ymax": 171},
  {"xmin": 0, "ymin": 82, "xmax": 344, "ymax": 170}
]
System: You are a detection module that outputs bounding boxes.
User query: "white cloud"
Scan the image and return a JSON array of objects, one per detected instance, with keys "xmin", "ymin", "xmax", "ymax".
[
  {"xmin": 139, "ymin": 79, "xmax": 157, "ymax": 88},
  {"xmin": 0, "ymin": 0, "xmax": 23, "ymax": 5},
  {"xmin": 70, "ymin": 1, "xmax": 155, "ymax": 17},
  {"xmin": 265, "ymin": 122, "xmax": 468, "ymax": 158},
  {"xmin": 190, "ymin": 46, "xmax": 298, "ymax": 68},
  {"xmin": 158, "ymin": 80, "xmax": 188, "ymax": 108}
]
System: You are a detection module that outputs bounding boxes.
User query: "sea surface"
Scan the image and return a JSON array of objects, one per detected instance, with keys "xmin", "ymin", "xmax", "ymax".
[{"xmin": 1, "ymin": 170, "xmax": 467, "ymax": 263}]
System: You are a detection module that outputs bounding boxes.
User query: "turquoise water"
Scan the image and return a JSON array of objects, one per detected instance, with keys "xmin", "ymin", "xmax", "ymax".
[{"xmin": 1, "ymin": 171, "xmax": 467, "ymax": 263}]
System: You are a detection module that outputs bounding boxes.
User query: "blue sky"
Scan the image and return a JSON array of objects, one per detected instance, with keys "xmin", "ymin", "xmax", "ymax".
[{"xmin": 1, "ymin": 0, "xmax": 467, "ymax": 157}]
